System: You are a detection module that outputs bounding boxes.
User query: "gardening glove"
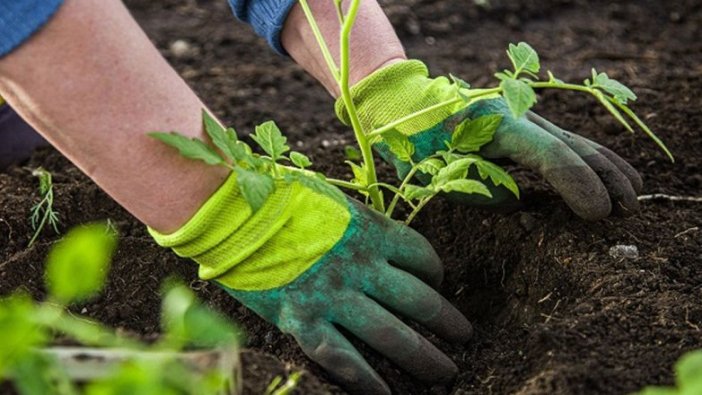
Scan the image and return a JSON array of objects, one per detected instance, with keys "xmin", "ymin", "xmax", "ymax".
[
  {"xmin": 336, "ymin": 60, "xmax": 643, "ymax": 221},
  {"xmin": 149, "ymin": 171, "xmax": 473, "ymax": 394}
]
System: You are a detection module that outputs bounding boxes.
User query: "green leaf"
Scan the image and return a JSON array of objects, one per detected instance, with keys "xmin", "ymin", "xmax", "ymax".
[
  {"xmin": 162, "ymin": 283, "xmax": 239, "ymax": 348},
  {"xmin": 472, "ymin": 157, "xmax": 520, "ymax": 198},
  {"xmin": 507, "ymin": 42, "xmax": 540, "ymax": 75},
  {"xmin": 404, "ymin": 185, "xmax": 434, "ymax": 201},
  {"xmin": 383, "ymin": 130, "xmax": 415, "ymax": 162},
  {"xmin": 432, "ymin": 157, "xmax": 478, "ymax": 186},
  {"xmin": 45, "ymin": 223, "xmax": 117, "ymax": 304},
  {"xmin": 149, "ymin": 132, "xmax": 223, "ymax": 165},
  {"xmin": 450, "ymin": 114, "xmax": 503, "ymax": 152},
  {"xmin": 438, "ymin": 179, "xmax": 492, "ymax": 197},
  {"xmin": 591, "ymin": 69, "xmax": 637, "ymax": 104},
  {"xmin": 284, "ymin": 172, "xmax": 346, "ymax": 206},
  {"xmin": 251, "ymin": 121, "xmax": 290, "ymax": 161},
  {"xmin": 500, "ymin": 79, "xmax": 537, "ymax": 118},
  {"xmin": 416, "ymin": 158, "xmax": 445, "ymax": 176},
  {"xmin": 547, "ymin": 71, "xmax": 564, "ymax": 84},
  {"xmin": 0, "ymin": 294, "xmax": 48, "ymax": 377},
  {"xmin": 201, "ymin": 110, "xmax": 238, "ymax": 161},
  {"xmin": 676, "ymin": 350, "xmax": 702, "ymax": 388},
  {"xmin": 234, "ymin": 168, "xmax": 275, "ymax": 212},
  {"xmin": 344, "ymin": 146, "xmax": 362, "ymax": 161},
  {"xmin": 289, "ymin": 152, "xmax": 312, "ymax": 169},
  {"xmin": 449, "ymin": 74, "xmax": 471, "ymax": 90},
  {"xmin": 346, "ymin": 161, "xmax": 368, "ymax": 186}
]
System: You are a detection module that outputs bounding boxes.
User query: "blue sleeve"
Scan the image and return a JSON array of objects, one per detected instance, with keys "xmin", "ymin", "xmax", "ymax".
[
  {"xmin": 0, "ymin": 0, "xmax": 64, "ymax": 57},
  {"xmin": 228, "ymin": 0, "xmax": 298, "ymax": 55}
]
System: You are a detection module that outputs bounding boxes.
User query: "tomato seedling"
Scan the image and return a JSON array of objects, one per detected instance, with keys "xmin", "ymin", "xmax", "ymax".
[{"xmin": 152, "ymin": 0, "xmax": 671, "ymax": 226}]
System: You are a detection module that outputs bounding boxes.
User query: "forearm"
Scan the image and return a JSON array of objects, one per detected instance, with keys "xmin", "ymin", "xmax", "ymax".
[
  {"xmin": 0, "ymin": 0, "xmax": 228, "ymax": 233},
  {"xmin": 280, "ymin": 0, "xmax": 406, "ymax": 97}
]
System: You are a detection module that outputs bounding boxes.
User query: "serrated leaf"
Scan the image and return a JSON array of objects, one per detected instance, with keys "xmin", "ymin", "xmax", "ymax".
[
  {"xmin": 251, "ymin": 121, "xmax": 290, "ymax": 161},
  {"xmin": 450, "ymin": 114, "xmax": 503, "ymax": 152},
  {"xmin": 438, "ymin": 179, "xmax": 492, "ymax": 197},
  {"xmin": 592, "ymin": 69, "xmax": 637, "ymax": 104},
  {"xmin": 149, "ymin": 132, "xmax": 224, "ymax": 165},
  {"xmin": 404, "ymin": 185, "xmax": 434, "ymax": 201},
  {"xmin": 346, "ymin": 161, "xmax": 368, "ymax": 186},
  {"xmin": 284, "ymin": 172, "xmax": 346, "ymax": 206},
  {"xmin": 416, "ymin": 158, "xmax": 445, "ymax": 176},
  {"xmin": 432, "ymin": 157, "xmax": 478, "ymax": 186},
  {"xmin": 500, "ymin": 79, "xmax": 537, "ymax": 118},
  {"xmin": 472, "ymin": 157, "xmax": 520, "ymax": 198},
  {"xmin": 383, "ymin": 130, "xmax": 415, "ymax": 162},
  {"xmin": 234, "ymin": 168, "xmax": 275, "ymax": 212},
  {"xmin": 46, "ymin": 223, "xmax": 117, "ymax": 304},
  {"xmin": 201, "ymin": 110, "xmax": 237, "ymax": 161},
  {"xmin": 290, "ymin": 152, "xmax": 312, "ymax": 169},
  {"xmin": 344, "ymin": 146, "xmax": 362, "ymax": 161},
  {"xmin": 507, "ymin": 42, "xmax": 540, "ymax": 75}
]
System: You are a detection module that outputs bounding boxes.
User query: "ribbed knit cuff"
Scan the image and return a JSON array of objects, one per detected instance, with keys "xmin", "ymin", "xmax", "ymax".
[
  {"xmin": 0, "ymin": 0, "xmax": 64, "ymax": 57},
  {"xmin": 228, "ymin": 0, "xmax": 297, "ymax": 55},
  {"xmin": 149, "ymin": 172, "xmax": 298, "ymax": 281}
]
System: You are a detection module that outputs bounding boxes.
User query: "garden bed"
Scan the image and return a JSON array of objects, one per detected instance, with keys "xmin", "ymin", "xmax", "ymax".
[{"xmin": 1, "ymin": 0, "xmax": 701, "ymax": 393}]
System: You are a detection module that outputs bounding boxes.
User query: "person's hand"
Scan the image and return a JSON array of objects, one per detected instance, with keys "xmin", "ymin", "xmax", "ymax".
[
  {"xmin": 150, "ymin": 171, "xmax": 472, "ymax": 394},
  {"xmin": 337, "ymin": 60, "xmax": 643, "ymax": 221}
]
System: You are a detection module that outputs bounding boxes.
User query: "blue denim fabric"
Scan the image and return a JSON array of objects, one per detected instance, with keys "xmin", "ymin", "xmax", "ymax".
[
  {"xmin": 0, "ymin": 0, "xmax": 64, "ymax": 57},
  {"xmin": 228, "ymin": 0, "xmax": 298, "ymax": 54}
]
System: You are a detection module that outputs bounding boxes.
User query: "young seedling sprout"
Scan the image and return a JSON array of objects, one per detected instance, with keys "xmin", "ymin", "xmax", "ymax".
[
  {"xmin": 151, "ymin": 0, "xmax": 671, "ymax": 225},
  {"xmin": 28, "ymin": 167, "xmax": 60, "ymax": 247}
]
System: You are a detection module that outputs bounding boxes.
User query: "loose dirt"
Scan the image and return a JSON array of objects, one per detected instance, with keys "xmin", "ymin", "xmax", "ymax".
[{"xmin": 1, "ymin": 0, "xmax": 700, "ymax": 393}]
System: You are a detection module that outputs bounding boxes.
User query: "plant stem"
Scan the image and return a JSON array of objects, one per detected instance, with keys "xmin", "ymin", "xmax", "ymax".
[
  {"xmin": 405, "ymin": 195, "xmax": 435, "ymax": 225},
  {"xmin": 385, "ymin": 166, "xmax": 420, "ymax": 218},
  {"xmin": 297, "ymin": 0, "xmax": 340, "ymax": 81},
  {"xmin": 28, "ymin": 191, "xmax": 54, "ymax": 248},
  {"xmin": 298, "ymin": 0, "xmax": 384, "ymax": 212},
  {"xmin": 338, "ymin": 0, "xmax": 385, "ymax": 212},
  {"xmin": 327, "ymin": 178, "xmax": 365, "ymax": 191},
  {"xmin": 367, "ymin": 98, "xmax": 462, "ymax": 139},
  {"xmin": 530, "ymin": 81, "xmax": 593, "ymax": 94}
]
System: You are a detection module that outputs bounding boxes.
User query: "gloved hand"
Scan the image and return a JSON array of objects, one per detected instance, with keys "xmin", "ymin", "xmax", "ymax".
[
  {"xmin": 150, "ymin": 171, "xmax": 472, "ymax": 394},
  {"xmin": 336, "ymin": 60, "xmax": 643, "ymax": 221}
]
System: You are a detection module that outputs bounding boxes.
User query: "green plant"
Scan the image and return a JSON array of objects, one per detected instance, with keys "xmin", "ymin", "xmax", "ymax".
[
  {"xmin": 264, "ymin": 372, "xmax": 302, "ymax": 395},
  {"xmin": 151, "ymin": 1, "xmax": 670, "ymax": 225},
  {"xmin": 28, "ymin": 167, "xmax": 60, "ymax": 247},
  {"xmin": 635, "ymin": 350, "xmax": 702, "ymax": 395},
  {"xmin": 0, "ymin": 223, "xmax": 240, "ymax": 395}
]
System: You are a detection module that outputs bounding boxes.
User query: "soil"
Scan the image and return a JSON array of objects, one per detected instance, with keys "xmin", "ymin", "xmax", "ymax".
[{"xmin": 1, "ymin": 0, "xmax": 701, "ymax": 394}]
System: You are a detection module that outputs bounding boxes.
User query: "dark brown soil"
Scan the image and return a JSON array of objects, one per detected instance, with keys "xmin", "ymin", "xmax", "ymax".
[{"xmin": 1, "ymin": 0, "xmax": 701, "ymax": 394}]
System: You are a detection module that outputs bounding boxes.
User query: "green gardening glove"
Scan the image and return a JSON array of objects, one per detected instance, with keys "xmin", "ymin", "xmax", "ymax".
[
  {"xmin": 150, "ymin": 171, "xmax": 472, "ymax": 394},
  {"xmin": 336, "ymin": 60, "xmax": 643, "ymax": 221}
]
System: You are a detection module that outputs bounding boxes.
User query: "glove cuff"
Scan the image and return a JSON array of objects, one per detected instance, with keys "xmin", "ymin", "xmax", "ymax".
[
  {"xmin": 334, "ymin": 59, "xmax": 460, "ymax": 137},
  {"xmin": 149, "ymin": 171, "xmax": 351, "ymax": 291}
]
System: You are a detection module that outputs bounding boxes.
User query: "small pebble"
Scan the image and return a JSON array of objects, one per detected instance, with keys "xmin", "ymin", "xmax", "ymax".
[
  {"xmin": 609, "ymin": 244, "xmax": 639, "ymax": 259},
  {"xmin": 169, "ymin": 39, "xmax": 191, "ymax": 58},
  {"xmin": 321, "ymin": 139, "xmax": 331, "ymax": 148}
]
